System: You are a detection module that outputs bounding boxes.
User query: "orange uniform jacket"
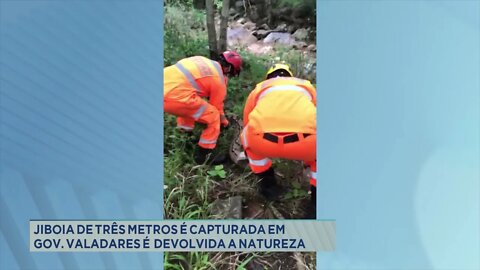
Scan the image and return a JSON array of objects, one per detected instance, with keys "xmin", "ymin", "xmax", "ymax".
[
  {"xmin": 243, "ymin": 77, "xmax": 316, "ymax": 134},
  {"xmin": 242, "ymin": 76, "xmax": 317, "ymax": 186},
  {"xmin": 164, "ymin": 56, "xmax": 227, "ymax": 120},
  {"xmin": 164, "ymin": 56, "xmax": 228, "ymax": 149}
]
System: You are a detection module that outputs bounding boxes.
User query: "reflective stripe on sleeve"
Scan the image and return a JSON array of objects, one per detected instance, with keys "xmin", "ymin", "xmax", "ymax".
[
  {"xmin": 211, "ymin": 60, "xmax": 226, "ymax": 87},
  {"xmin": 241, "ymin": 126, "xmax": 248, "ymax": 147}
]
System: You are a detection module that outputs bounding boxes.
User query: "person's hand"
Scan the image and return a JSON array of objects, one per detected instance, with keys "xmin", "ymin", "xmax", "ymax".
[{"xmin": 220, "ymin": 115, "xmax": 229, "ymax": 128}]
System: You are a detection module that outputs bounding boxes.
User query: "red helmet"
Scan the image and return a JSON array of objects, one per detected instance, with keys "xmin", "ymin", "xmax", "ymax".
[{"xmin": 221, "ymin": 51, "xmax": 242, "ymax": 77}]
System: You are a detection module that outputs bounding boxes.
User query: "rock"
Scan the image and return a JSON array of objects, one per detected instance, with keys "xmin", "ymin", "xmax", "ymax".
[
  {"xmin": 292, "ymin": 28, "xmax": 309, "ymax": 41},
  {"xmin": 227, "ymin": 27, "xmax": 258, "ymax": 47},
  {"xmin": 307, "ymin": 44, "xmax": 316, "ymax": 52},
  {"xmin": 263, "ymin": 32, "xmax": 296, "ymax": 47},
  {"xmin": 287, "ymin": 25, "xmax": 296, "ymax": 34},
  {"xmin": 236, "ymin": 17, "xmax": 247, "ymax": 24},
  {"xmin": 243, "ymin": 199, "xmax": 268, "ymax": 219},
  {"xmin": 293, "ymin": 41, "xmax": 308, "ymax": 49},
  {"xmin": 247, "ymin": 42, "xmax": 273, "ymax": 55},
  {"xmin": 252, "ymin": 29, "xmax": 271, "ymax": 40},
  {"xmin": 274, "ymin": 22, "xmax": 288, "ymax": 32},
  {"xmin": 258, "ymin": 23, "xmax": 270, "ymax": 30},
  {"xmin": 211, "ymin": 196, "xmax": 243, "ymax": 219},
  {"xmin": 243, "ymin": 21, "xmax": 256, "ymax": 31}
]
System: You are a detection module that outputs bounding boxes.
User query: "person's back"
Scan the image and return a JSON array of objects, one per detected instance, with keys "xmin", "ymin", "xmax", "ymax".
[
  {"xmin": 246, "ymin": 77, "xmax": 316, "ymax": 134},
  {"xmin": 164, "ymin": 56, "xmax": 226, "ymax": 102}
]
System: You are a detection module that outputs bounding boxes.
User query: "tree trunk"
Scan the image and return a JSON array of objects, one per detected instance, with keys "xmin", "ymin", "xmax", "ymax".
[
  {"xmin": 205, "ymin": 0, "xmax": 218, "ymax": 58},
  {"xmin": 218, "ymin": 0, "xmax": 230, "ymax": 52},
  {"xmin": 266, "ymin": 0, "xmax": 272, "ymax": 26}
]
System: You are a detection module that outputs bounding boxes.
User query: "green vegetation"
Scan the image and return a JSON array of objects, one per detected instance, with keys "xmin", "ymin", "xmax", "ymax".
[
  {"xmin": 276, "ymin": 0, "xmax": 315, "ymax": 9},
  {"xmin": 164, "ymin": 5, "xmax": 316, "ymax": 270},
  {"xmin": 164, "ymin": 6, "xmax": 208, "ymax": 66}
]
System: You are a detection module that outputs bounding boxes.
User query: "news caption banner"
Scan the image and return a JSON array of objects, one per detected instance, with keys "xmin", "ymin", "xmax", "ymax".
[{"xmin": 30, "ymin": 220, "xmax": 335, "ymax": 252}]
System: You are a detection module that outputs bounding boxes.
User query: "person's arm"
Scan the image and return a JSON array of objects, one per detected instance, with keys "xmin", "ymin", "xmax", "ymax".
[
  {"xmin": 243, "ymin": 86, "xmax": 258, "ymax": 126},
  {"xmin": 304, "ymin": 80, "xmax": 317, "ymax": 106},
  {"xmin": 209, "ymin": 78, "xmax": 228, "ymax": 126}
]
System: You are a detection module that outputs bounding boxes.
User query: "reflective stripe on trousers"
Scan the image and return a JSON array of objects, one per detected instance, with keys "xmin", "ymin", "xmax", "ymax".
[
  {"xmin": 177, "ymin": 124, "xmax": 193, "ymax": 131},
  {"xmin": 248, "ymin": 157, "xmax": 270, "ymax": 166},
  {"xmin": 192, "ymin": 104, "xmax": 207, "ymax": 120},
  {"xmin": 199, "ymin": 138, "xmax": 217, "ymax": 145}
]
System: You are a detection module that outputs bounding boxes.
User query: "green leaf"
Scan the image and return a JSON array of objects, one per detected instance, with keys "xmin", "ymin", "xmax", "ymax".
[
  {"xmin": 238, "ymin": 255, "xmax": 256, "ymax": 269},
  {"xmin": 214, "ymin": 165, "xmax": 223, "ymax": 170},
  {"xmin": 218, "ymin": 171, "xmax": 226, "ymax": 178},
  {"xmin": 207, "ymin": 170, "xmax": 218, "ymax": 176},
  {"xmin": 179, "ymin": 197, "xmax": 186, "ymax": 209}
]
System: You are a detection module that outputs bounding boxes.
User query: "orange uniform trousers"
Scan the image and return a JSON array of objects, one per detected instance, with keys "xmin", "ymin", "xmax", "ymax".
[
  {"xmin": 164, "ymin": 95, "xmax": 220, "ymax": 149},
  {"xmin": 241, "ymin": 127, "xmax": 317, "ymax": 186}
]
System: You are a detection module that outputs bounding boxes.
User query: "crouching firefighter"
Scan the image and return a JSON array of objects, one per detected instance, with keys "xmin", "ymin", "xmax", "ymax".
[
  {"xmin": 240, "ymin": 64, "xmax": 317, "ymax": 219},
  {"xmin": 164, "ymin": 51, "xmax": 243, "ymax": 164}
]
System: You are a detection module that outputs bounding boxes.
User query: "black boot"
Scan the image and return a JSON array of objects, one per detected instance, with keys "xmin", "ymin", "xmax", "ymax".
[
  {"xmin": 194, "ymin": 146, "xmax": 227, "ymax": 165},
  {"xmin": 304, "ymin": 185, "xmax": 317, "ymax": 219},
  {"xmin": 257, "ymin": 168, "xmax": 283, "ymax": 201}
]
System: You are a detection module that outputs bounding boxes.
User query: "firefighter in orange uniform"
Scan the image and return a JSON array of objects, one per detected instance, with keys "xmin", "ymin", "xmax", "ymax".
[
  {"xmin": 164, "ymin": 51, "xmax": 243, "ymax": 164},
  {"xmin": 240, "ymin": 64, "xmax": 317, "ymax": 218}
]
